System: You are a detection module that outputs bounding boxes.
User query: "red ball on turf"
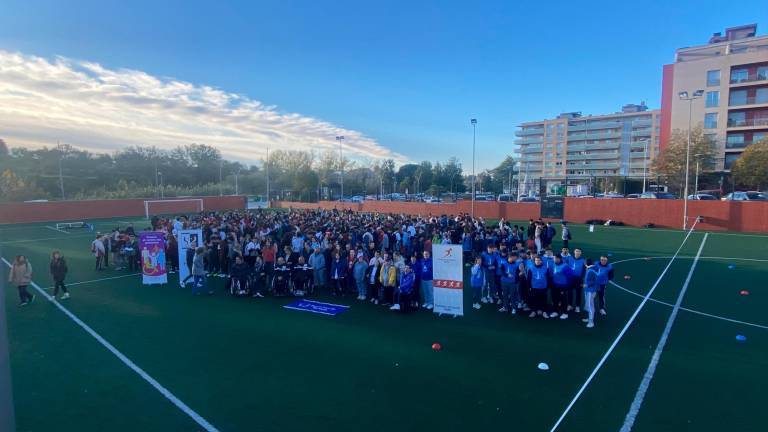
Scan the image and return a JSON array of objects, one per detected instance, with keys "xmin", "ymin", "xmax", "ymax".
[
  {"xmin": 624, "ymin": 275, "xmax": 632, "ymax": 280},
  {"xmin": 431, "ymin": 343, "xmax": 442, "ymax": 351},
  {"xmin": 740, "ymin": 290, "xmax": 749, "ymax": 296}
]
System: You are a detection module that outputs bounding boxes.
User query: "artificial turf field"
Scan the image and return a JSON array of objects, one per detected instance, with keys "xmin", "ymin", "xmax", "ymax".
[{"xmin": 1, "ymin": 216, "xmax": 767, "ymax": 432}]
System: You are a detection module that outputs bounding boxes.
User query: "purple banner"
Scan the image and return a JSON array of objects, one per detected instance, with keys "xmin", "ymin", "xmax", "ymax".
[{"xmin": 139, "ymin": 232, "xmax": 167, "ymax": 284}]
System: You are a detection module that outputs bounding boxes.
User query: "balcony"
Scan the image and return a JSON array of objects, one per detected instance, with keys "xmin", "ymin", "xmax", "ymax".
[
  {"xmin": 631, "ymin": 119, "xmax": 653, "ymax": 128},
  {"xmin": 520, "ymin": 155, "xmax": 543, "ymax": 162},
  {"xmin": 729, "ymin": 96, "xmax": 768, "ymax": 107},
  {"xmin": 567, "ymin": 152, "xmax": 618, "ymax": 161},
  {"xmin": 567, "ymin": 142, "xmax": 620, "ymax": 151},
  {"xmin": 585, "ymin": 121, "xmax": 622, "ymax": 130},
  {"xmin": 567, "ymin": 131, "xmax": 621, "ymax": 141},
  {"xmin": 630, "ymin": 151, "xmax": 649, "ymax": 158},
  {"xmin": 566, "ymin": 162, "xmax": 620, "ymax": 170},
  {"xmin": 515, "ymin": 128, "xmax": 545, "ymax": 136},
  {"xmin": 514, "ymin": 137, "xmax": 544, "ymax": 145},
  {"xmin": 631, "ymin": 129, "xmax": 652, "ymax": 137},
  {"xmin": 730, "ymin": 74, "xmax": 768, "ymax": 85},
  {"xmin": 727, "ymin": 118, "xmax": 768, "ymax": 128},
  {"xmin": 520, "ymin": 145, "xmax": 543, "ymax": 153},
  {"xmin": 726, "ymin": 139, "xmax": 765, "ymax": 149}
]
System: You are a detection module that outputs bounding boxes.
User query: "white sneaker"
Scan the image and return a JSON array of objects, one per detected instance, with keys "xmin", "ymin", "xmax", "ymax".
[
  {"xmin": 582, "ymin": 318, "xmax": 589, "ymax": 323},
  {"xmin": 586, "ymin": 321, "xmax": 594, "ymax": 328},
  {"xmin": 549, "ymin": 312, "xmax": 559, "ymax": 318},
  {"xmin": 543, "ymin": 313, "xmax": 550, "ymax": 319},
  {"xmin": 560, "ymin": 313, "xmax": 568, "ymax": 320},
  {"xmin": 496, "ymin": 299, "xmax": 503, "ymax": 305},
  {"xmin": 473, "ymin": 303, "xmax": 481, "ymax": 310},
  {"xmin": 575, "ymin": 307, "xmax": 581, "ymax": 313},
  {"xmin": 374, "ymin": 299, "xmax": 379, "ymax": 305},
  {"xmin": 523, "ymin": 306, "xmax": 531, "ymax": 312},
  {"xmin": 600, "ymin": 308, "xmax": 607, "ymax": 316},
  {"xmin": 481, "ymin": 297, "xmax": 488, "ymax": 304},
  {"xmin": 529, "ymin": 311, "xmax": 537, "ymax": 318},
  {"xmin": 426, "ymin": 304, "xmax": 434, "ymax": 310},
  {"xmin": 498, "ymin": 307, "xmax": 508, "ymax": 313},
  {"xmin": 390, "ymin": 304, "xmax": 400, "ymax": 311},
  {"xmin": 566, "ymin": 305, "xmax": 573, "ymax": 312},
  {"xmin": 61, "ymin": 293, "xmax": 70, "ymax": 300}
]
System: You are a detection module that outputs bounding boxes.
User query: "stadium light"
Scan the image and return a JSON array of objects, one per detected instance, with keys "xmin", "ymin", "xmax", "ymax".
[
  {"xmin": 679, "ymin": 89, "xmax": 704, "ymax": 230},
  {"xmin": 470, "ymin": 118, "xmax": 477, "ymax": 217}
]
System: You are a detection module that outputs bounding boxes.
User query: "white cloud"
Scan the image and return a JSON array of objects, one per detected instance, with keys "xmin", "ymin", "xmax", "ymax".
[{"xmin": 0, "ymin": 50, "xmax": 406, "ymax": 164}]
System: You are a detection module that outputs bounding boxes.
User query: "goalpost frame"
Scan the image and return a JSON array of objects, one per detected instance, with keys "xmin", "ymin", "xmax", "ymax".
[{"xmin": 144, "ymin": 199, "xmax": 204, "ymax": 219}]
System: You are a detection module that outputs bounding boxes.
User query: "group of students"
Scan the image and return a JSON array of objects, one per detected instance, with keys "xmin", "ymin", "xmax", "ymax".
[
  {"xmin": 9, "ymin": 208, "xmax": 612, "ymax": 327},
  {"xmin": 470, "ymin": 244, "xmax": 613, "ymax": 328}
]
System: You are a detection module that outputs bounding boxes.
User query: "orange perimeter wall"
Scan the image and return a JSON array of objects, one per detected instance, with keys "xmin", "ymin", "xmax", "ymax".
[
  {"xmin": 0, "ymin": 196, "xmax": 247, "ymax": 225},
  {"xmin": 272, "ymin": 199, "xmax": 768, "ymax": 232}
]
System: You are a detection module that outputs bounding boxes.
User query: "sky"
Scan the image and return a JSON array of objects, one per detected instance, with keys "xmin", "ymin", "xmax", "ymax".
[{"xmin": 0, "ymin": 0, "xmax": 764, "ymax": 169}]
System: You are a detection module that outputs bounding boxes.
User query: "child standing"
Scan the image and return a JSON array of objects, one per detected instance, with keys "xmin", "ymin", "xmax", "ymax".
[
  {"xmin": 471, "ymin": 257, "xmax": 484, "ymax": 310},
  {"xmin": 582, "ymin": 259, "xmax": 599, "ymax": 328}
]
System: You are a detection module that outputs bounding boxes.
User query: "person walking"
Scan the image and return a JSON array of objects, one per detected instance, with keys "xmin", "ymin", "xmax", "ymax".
[
  {"xmin": 191, "ymin": 246, "xmax": 209, "ymax": 295},
  {"xmin": 49, "ymin": 251, "xmax": 70, "ymax": 300},
  {"xmin": 582, "ymin": 259, "xmax": 599, "ymax": 328},
  {"xmin": 9, "ymin": 255, "xmax": 35, "ymax": 306},
  {"xmin": 561, "ymin": 222, "xmax": 572, "ymax": 249},
  {"xmin": 91, "ymin": 234, "xmax": 106, "ymax": 271}
]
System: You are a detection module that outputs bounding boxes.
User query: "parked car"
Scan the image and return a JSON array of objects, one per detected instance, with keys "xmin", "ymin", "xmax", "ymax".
[
  {"xmin": 597, "ymin": 193, "xmax": 624, "ymax": 199},
  {"xmin": 518, "ymin": 196, "xmax": 538, "ymax": 203},
  {"xmin": 423, "ymin": 196, "xmax": 442, "ymax": 203},
  {"xmin": 625, "ymin": 193, "xmax": 640, "ymax": 199},
  {"xmin": 497, "ymin": 194, "xmax": 515, "ymax": 202},
  {"xmin": 697, "ymin": 189, "xmax": 722, "ymax": 200},
  {"xmin": 351, "ymin": 195, "xmax": 365, "ymax": 202},
  {"xmin": 721, "ymin": 191, "xmax": 768, "ymax": 201},
  {"xmin": 640, "ymin": 192, "xmax": 676, "ymax": 199},
  {"xmin": 687, "ymin": 193, "xmax": 717, "ymax": 200}
]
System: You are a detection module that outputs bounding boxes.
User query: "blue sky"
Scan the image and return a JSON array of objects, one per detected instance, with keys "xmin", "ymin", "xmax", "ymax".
[{"xmin": 0, "ymin": 0, "xmax": 764, "ymax": 169}]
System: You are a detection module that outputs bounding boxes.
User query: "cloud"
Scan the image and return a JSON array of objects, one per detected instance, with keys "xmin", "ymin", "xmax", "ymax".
[{"xmin": 0, "ymin": 50, "xmax": 406, "ymax": 164}]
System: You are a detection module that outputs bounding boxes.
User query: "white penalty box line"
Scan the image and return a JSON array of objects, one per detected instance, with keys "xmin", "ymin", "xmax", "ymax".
[
  {"xmin": 549, "ymin": 220, "xmax": 702, "ymax": 432},
  {"xmin": 1, "ymin": 257, "xmax": 219, "ymax": 432}
]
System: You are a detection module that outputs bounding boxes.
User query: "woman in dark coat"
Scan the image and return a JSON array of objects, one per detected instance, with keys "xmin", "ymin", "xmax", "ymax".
[{"xmin": 50, "ymin": 250, "xmax": 70, "ymax": 300}]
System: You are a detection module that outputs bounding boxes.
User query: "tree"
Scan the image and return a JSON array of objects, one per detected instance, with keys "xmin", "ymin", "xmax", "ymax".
[
  {"xmin": 732, "ymin": 138, "xmax": 768, "ymax": 190},
  {"xmin": 653, "ymin": 127, "xmax": 716, "ymax": 195},
  {"xmin": 0, "ymin": 138, "xmax": 8, "ymax": 158}
]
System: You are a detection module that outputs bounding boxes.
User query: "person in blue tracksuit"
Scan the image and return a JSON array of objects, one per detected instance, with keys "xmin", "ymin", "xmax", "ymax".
[
  {"xmin": 582, "ymin": 259, "xmax": 599, "ymax": 328},
  {"xmin": 481, "ymin": 245, "xmax": 498, "ymax": 304},
  {"xmin": 541, "ymin": 248, "xmax": 555, "ymax": 270},
  {"xmin": 462, "ymin": 231, "xmax": 473, "ymax": 265},
  {"xmin": 390, "ymin": 264, "xmax": 415, "ymax": 312},
  {"xmin": 527, "ymin": 256, "xmax": 550, "ymax": 318},
  {"xmin": 420, "ymin": 251, "xmax": 434, "ymax": 310},
  {"xmin": 549, "ymin": 255, "xmax": 574, "ymax": 319},
  {"xmin": 499, "ymin": 254, "xmax": 520, "ymax": 314},
  {"xmin": 330, "ymin": 252, "xmax": 347, "ymax": 296},
  {"xmin": 595, "ymin": 255, "xmax": 614, "ymax": 315},
  {"xmin": 470, "ymin": 257, "xmax": 484, "ymax": 309},
  {"xmin": 567, "ymin": 248, "xmax": 586, "ymax": 312}
]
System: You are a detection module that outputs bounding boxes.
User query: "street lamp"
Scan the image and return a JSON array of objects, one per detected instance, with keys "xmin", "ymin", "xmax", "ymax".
[
  {"xmin": 679, "ymin": 89, "xmax": 704, "ymax": 230},
  {"xmin": 693, "ymin": 153, "xmax": 704, "ymax": 196},
  {"xmin": 265, "ymin": 147, "xmax": 270, "ymax": 204},
  {"xmin": 641, "ymin": 138, "xmax": 650, "ymax": 193},
  {"xmin": 336, "ymin": 136, "xmax": 345, "ymax": 201},
  {"xmin": 470, "ymin": 118, "xmax": 477, "ymax": 217},
  {"xmin": 158, "ymin": 171, "xmax": 164, "ymax": 199},
  {"xmin": 234, "ymin": 168, "xmax": 241, "ymax": 196}
]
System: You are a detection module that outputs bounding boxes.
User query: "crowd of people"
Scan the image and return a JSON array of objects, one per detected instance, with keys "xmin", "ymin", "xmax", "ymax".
[{"xmin": 9, "ymin": 208, "xmax": 614, "ymax": 328}]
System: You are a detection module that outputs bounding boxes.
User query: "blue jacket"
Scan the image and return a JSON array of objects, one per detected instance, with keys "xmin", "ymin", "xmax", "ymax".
[
  {"xmin": 542, "ymin": 255, "xmax": 554, "ymax": 270},
  {"xmin": 420, "ymin": 258, "xmax": 433, "ymax": 281},
  {"xmin": 569, "ymin": 257, "xmax": 586, "ymax": 280},
  {"xmin": 353, "ymin": 261, "xmax": 368, "ymax": 281},
  {"xmin": 399, "ymin": 271, "xmax": 416, "ymax": 294},
  {"xmin": 470, "ymin": 264, "xmax": 484, "ymax": 287},
  {"xmin": 330, "ymin": 259, "xmax": 347, "ymax": 279},
  {"xmin": 481, "ymin": 251, "xmax": 497, "ymax": 271},
  {"xmin": 584, "ymin": 267, "xmax": 599, "ymax": 292},
  {"xmin": 550, "ymin": 262, "xmax": 573, "ymax": 288},
  {"xmin": 500, "ymin": 260, "xmax": 519, "ymax": 284},
  {"xmin": 462, "ymin": 235, "xmax": 472, "ymax": 252},
  {"xmin": 528, "ymin": 264, "xmax": 549, "ymax": 289},
  {"xmin": 596, "ymin": 263, "xmax": 614, "ymax": 285}
]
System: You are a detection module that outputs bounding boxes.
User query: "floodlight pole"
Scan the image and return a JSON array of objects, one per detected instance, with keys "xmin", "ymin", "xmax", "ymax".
[
  {"xmin": 471, "ymin": 118, "xmax": 477, "ymax": 218},
  {"xmin": 642, "ymin": 139, "xmax": 649, "ymax": 193},
  {"xmin": 679, "ymin": 90, "xmax": 703, "ymax": 230},
  {"xmin": 57, "ymin": 140, "xmax": 65, "ymax": 200},
  {"xmin": 336, "ymin": 136, "xmax": 345, "ymax": 201},
  {"xmin": 265, "ymin": 147, "xmax": 270, "ymax": 204}
]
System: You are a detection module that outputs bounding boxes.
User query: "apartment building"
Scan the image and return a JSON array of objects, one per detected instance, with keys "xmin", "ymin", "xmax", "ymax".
[
  {"xmin": 661, "ymin": 24, "xmax": 768, "ymax": 171},
  {"xmin": 514, "ymin": 103, "xmax": 661, "ymax": 185}
]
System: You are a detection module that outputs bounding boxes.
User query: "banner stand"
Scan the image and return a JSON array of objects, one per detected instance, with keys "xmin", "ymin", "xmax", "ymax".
[{"xmin": 432, "ymin": 244, "xmax": 464, "ymax": 317}]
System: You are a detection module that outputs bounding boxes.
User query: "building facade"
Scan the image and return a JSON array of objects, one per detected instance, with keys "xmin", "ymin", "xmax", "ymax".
[
  {"xmin": 661, "ymin": 24, "xmax": 768, "ymax": 171},
  {"xmin": 514, "ymin": 103, "xmax": 660, "ymax": 192}
]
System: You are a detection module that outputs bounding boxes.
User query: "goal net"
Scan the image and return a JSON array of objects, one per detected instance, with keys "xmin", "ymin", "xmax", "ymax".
[{"xmin": 144, "ymin": 199, "xmax": 204, "ymax": 219}]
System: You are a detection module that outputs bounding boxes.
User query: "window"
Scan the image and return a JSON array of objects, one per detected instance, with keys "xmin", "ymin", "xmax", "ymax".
[
  {"xmin": 707, "ymin": 70, "xmax": 720, "ymax": 86},
  {"xmin": 729, "ymin": 89, "xmax": 747, "ymax": 106},
  {"xmin": 724, "ymin": 153, "xmax": 741, "ymax": 170},
  {"xmin": 728, "ymin": 111, "xmax": 745, "ymax": 127},
  {"xmin": 730, "ymin": 69, "xmax": 748, "ymax": 83},
  {"xmin": 726, "ymin": 134, "xmax": 744, "ymax": 148},
  {"xmin": 754, "ymin": 132, "xmax": 767, "ymax": 143},
  {"xmin": 705, "ymin": 91, "xmax": 719, "ymax": 107},
  {"xmin": 704, "ymin": 112, "xmax": 718, "ymax": 129},
  {"xmin": 704, "ymin": 133, "xmax": 717, "ymax": 144},
  {"xmin": 757, "ymin": 88, "xmax": 768, "ymax": 104},
  {"xmin": 759, "ymin": 67, "xmax": 768, "ymax": 80}
]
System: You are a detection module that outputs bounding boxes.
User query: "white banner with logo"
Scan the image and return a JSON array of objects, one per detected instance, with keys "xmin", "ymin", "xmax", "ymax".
[
  {"xmin": 178, "ymin": 229, "xmax": 202, "ymax": 287},
  {"xmin": 432, "ymin": 243, "xmax": 464, "ymax": 316}
]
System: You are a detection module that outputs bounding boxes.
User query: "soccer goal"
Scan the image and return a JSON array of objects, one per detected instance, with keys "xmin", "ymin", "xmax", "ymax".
[{"xmin": 144, "ymin": 199, "xmax": 204, "ymax": 219}]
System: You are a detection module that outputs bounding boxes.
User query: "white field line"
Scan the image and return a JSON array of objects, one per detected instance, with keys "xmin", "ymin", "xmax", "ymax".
[
  {"xmin": 610, "ymin": 282, "xmax": 768, "ymax": 330},
  {"xmin": 619, "ymin": 233, "xmax": 708, "ymax": 431},
  {"xmin": 0, "ymin": 234, "xmax": 94, "ymax": 244},
  {"xmin": 45, "ymin": 225, "xmax": 70, "ymax": 234},
  {"xmin": 1, "ymin": 257, "xmax": 219, "ymax": 432},
  {"xmin": 41, "ymin": 273, "xmax": 141, "ymax": 290},
  {"xmin": 549, "ymin": 223, "xmax": 701, "ymax": 432}
]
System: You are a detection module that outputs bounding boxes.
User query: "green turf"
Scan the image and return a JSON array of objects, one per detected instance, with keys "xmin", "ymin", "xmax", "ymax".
[{"xmin": 1, "ymin": 219, "xmax": 767, "ymax": 431}]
